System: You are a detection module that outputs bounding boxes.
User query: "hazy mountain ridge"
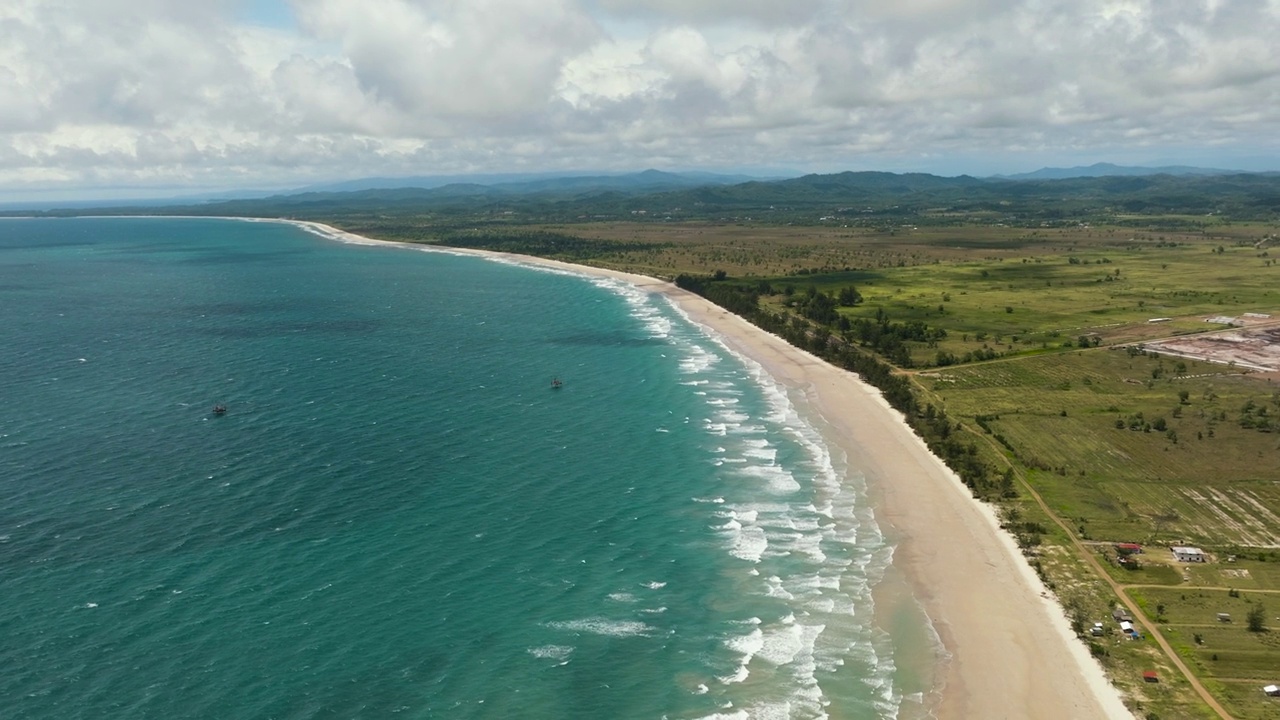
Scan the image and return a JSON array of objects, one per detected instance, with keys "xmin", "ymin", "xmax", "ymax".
[
  {"xmin": 994, "ymin": 162, "xmax": 1247, "ymax": 180},
  {"xmin": 7, "ymin": 168, "xmax": 1280, "ymax": 222},
  {"xmin": 294, "ymin": 169, "xmax": 761, "ymax": 195}
]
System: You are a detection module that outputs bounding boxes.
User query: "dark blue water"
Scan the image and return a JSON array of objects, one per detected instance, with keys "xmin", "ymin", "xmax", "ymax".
[{"xmin": 0, "ymin": 218, "xmax": 912, "ymax": 719}]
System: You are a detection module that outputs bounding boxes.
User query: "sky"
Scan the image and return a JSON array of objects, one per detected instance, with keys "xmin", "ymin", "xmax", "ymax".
[{"xmin": 3, "ymin": 0, "xmax": 1280, "ymax": 200}]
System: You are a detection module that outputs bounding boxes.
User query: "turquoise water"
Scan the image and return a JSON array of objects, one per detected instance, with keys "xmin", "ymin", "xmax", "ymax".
[{"xmin": 0, "ymin": 218, "xmax": 920, "ymax": 719}]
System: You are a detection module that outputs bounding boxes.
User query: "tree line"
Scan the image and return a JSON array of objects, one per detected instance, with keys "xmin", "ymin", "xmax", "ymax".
[{"xmin": 675, "ymin": 272, "xmax": 1012, "ymax": 501}]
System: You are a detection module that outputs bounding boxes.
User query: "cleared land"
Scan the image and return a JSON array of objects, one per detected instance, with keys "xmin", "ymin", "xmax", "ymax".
[{"xmin": 1147, "ymin": 325, "xmax": 1280, "ymax": 373}]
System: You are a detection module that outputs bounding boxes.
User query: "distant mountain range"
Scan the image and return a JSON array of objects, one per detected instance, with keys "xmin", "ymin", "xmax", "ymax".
[
  {"xmin": 0, "ymin": 170, "xmax": 767, "ymax": 211},
  {"xmin": 994, "ymin": 162, "xmax": 1248, "ymax": 180},
  {"xmin": 11, "ymin": 165, "xmax": 1274, "ymax": 212},
  {"xmin": 293, "ymin": 169, "xmax": 763, "ymax": 195},
  {"xmin": 289, "ymin": 165, "xmax": 1252, "ymax": 195},
  {"xmin": 7, "ymin": 166, "xmax": 1280, "ymax": 221}
]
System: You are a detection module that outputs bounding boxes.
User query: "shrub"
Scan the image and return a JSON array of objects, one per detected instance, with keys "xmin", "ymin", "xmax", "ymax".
[{"xmin": 1247, "ymin": 602, "xmax": 1267, "ymax": 632}]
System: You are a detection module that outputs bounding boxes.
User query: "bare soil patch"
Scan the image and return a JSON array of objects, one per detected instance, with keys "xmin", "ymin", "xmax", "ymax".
[{"xmin": 1146, "ymin": 325, "xmax": 1280, "ymax": 372}]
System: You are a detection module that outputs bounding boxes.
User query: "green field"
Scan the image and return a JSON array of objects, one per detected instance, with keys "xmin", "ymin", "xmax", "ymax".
[
  {"xmin": 766, "ymin": 234, "xmax": 1280, "ymax": 367},
  {"xmin": 1129, "ymin": 588, "xmax": 1280, "ymax": 719},
  {"xmin": 930, "ymin": 349, "xmax": 1280, "ymax": 547}
]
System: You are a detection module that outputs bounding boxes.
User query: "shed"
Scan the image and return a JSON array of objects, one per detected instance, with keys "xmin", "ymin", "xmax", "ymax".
[
  {"xmin": 1218, "ymin": 613, "xmax": 1232, "ymax": 623},
  {"xmin": 1112, "ymin": 607, "xmax": 1132, "ymax": 622},
  {"xmin": 1120, "ymin": 621, "xmax": 1134, "ymax": 632},
  {"xmin": 1263, "ymin": 684, "xmax": 1279, "ymax": 696},
  {"xmin": 1116, "ymin": 543, "xmax": 1143, "ymax": 554},
  {"xmin": 1143, "ymin": 671, "xmax": 1159, "ymax": 683},
  {"xmin": 1172, "ymin": 546, "xmax": 1207, "ymax": 562}
]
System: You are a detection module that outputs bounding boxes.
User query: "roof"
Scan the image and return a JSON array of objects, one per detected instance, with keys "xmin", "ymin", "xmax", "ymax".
[
  {"xmin": 1116, "ymin": 543, "xmax": 1142, "ymax": 549},
  {"xmin": 1171, "ymin": 546, "xmax": 1204, "ymax": 553}
]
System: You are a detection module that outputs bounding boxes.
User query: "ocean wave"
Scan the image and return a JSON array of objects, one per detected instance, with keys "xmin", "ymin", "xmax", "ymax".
[
  {"xmin": 545, "ymin": 618, "xmax": 655, "ymax": 637},
  {"xmin": 527, "ymin": 645, "xmax": 574, "ymax": 662},
  {"xmin": 650, "ymin": 292, "xmax": 907, "ymax": 720},
  {"xmin": 719, "ymin": 624, "xmax": 762, "ymax": 685},
  {"xmin": 692, "ymin": 711, "xmax": 749, "ymax": 720}
]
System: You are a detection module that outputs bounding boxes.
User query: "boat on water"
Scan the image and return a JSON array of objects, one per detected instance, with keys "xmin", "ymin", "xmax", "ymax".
[
  {"xmin": 212, "ymin": 403, "xmax": 227, "ymax": 415},
  {"xmin": 551, "ymin": 378, "xmax": 563, "ymax": 389}
]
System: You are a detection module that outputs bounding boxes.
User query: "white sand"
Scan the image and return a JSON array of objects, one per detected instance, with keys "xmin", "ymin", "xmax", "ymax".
[{"xmin": 285, "ymin": 219, "xmax": 1134, "ymax": 719}]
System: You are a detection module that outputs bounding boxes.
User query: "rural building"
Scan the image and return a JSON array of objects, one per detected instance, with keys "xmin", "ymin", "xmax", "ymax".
[
  {"xmin": 1264, "ymin": 684, "xmax": 1279, "ymax": 697},
  {"xmin": 1112, "ymin": 607, "xmax": 1132, "ymax": 622},
  {"xmin": 1091, "ymin": 622, "xmax": 1105, "ymax": 637},
  {"xmin": 1171, "ymin": 546, "xmax": 1206, "ymax": 562},
  {"xmin": 1143, "ymin": 671, "xmax": 1159, "ymax": 683},
  {"xmin": 1115, "ymin": 543, "xmax": 1143, "ymax": 554},
  {"xmin": 1218, "ymin": 613, "xmax": 1232, "ymax": 623}
]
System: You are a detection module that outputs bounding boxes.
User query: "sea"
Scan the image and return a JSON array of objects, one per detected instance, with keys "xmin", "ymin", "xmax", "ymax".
[{"xmin": 0, "ymin": 218, "xmax": 937, "ymax": 719}]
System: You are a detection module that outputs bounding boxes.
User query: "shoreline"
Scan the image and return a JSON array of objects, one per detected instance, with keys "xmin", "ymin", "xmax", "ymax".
[{"xmin": 280, "ymin": 218, "xmax": 1133, "ymax": 718}]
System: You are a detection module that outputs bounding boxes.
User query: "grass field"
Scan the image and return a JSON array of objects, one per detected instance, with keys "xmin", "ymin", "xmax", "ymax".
[
  {"xmin": 781, "ymin": 238, "xmax": 1279, "ymax": 367},
  {"xmin": 562, "ymin": 218, "xmax": 1280, "ymax": 277},
  {"xmin": 929, "ymin": 348, "xmax": 1280, "ymax": 547},
  {"xmin": 1127, "ymin": 587, "xmax": 1280, "ymax": 719}
]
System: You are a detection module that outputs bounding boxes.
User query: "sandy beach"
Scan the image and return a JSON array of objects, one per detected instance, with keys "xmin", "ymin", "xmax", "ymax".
[{"xmin": 288, "ymin": 219, "xmax": 1134, "ymax": 719}]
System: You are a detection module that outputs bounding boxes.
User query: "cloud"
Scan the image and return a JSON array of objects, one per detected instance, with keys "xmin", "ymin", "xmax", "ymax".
[
  {"xmin": 2, "ymin": 0, "xmax": 1280, "ymax": 196},
  {"xmin": 293, "ymin": 0, "xmax": 601, "ymax": 122},
  {"xmin": 591, "ymin": 0, "xmax": 826, "ymax": 26}
]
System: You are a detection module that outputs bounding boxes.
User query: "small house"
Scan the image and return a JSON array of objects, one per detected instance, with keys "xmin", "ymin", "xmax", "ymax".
[
  {"xmin": 1217, "ymin": 613, "xmax": 1232, "ymax": 623},
  {"xmin": 1263, "ymin": 684, "xmax": 1279, "ymax": 696},
  {"xmin": 1143, "ymin": 671, "xmax": 1159, "ymax": 683},
  {"xmin": 1091, "ymin": 622, "xmax": 1105, "ymax": 637},
  {"xmin": 1120, "ymin": 621, "xmax": 1134, "ymax": 632},
  {"xmin": 1115, "ymin": 543, "xmax": 1143, "ymax": 555},
  {"xmin": 1172, "ymin": 546, "xmax": 1207, "ymax": 563},
  {"xmin": 1112, "ymin": 607, "xmax": 1132, "ymax": 622}
]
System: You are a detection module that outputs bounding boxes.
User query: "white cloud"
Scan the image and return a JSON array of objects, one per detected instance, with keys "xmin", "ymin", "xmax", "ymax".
[
  {"xmin": 293, "ymin": 0, "xmax": 600, "ymax": 122},
  {"xmin": 591, "ymin": 0, "xmax": 826, "ymax": 26},
  {"xmin": 1, "ymin": 0, "xmax": 1279, "ymax": 197}
]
